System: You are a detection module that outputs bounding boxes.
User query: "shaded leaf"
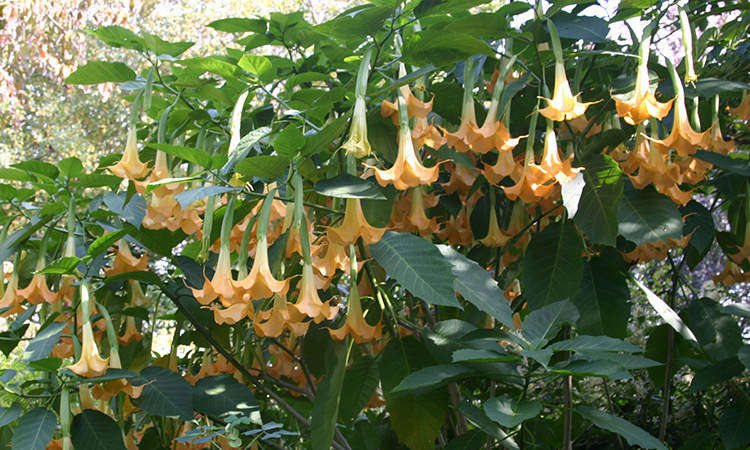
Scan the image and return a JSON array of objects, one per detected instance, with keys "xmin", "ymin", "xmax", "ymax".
[
  {"xmin": 235, "ymin": 155, "xmax": 290, "ymax": 180},
  {"xmin": 401, "ymin": 30, "xmax": 496, "ymax": 68},
  {"xmin": 11, "ymin": 408, "xmax": 56, "ymax": 450},
  {"xmin": 392, "ymin": 364, "xmax": 473, "ymax": 394},
  {"xmin": 220, "ymin": 126, "xmax": 271, "ymax": 175},
  {"xmin": 315, "ymin": 174, "xmax": 386, "ymax": 200},
  {"xmin": 208, "ymin": 18, "xmax": 267, "ymax": 33},
  {"xmin": 551, "ymin": 15, "xmax": 610, "ymax": 43},
  {"xmin": 618, "ymin": 183, "xmax": 684, "ymax": 245},
  {"xmin": 339, "ymin": 356, "xmax": 380, "ymax": 423},
  {"xmin": 485, "ymin": 397, "xmax": 542, "ymax": 428},
  {"xmin": 574, "ymin": 155, "xmax": 623, "ymax": 246},
  {"xmin": 149, "ymin": 144, "xmax": 212, "ymax": 168},
  {"xmin": 133, "ymin": 366, "xmax": 194, "ymax": 420},
  {"xmin": 0, "ymin": 404, "xmax": 21, "ymax": 428},
  {"xmin": 23, "ymin": 321, "xmax": 66, "ymax": 363},
  {"xmin": 457, "ymin": 401, "xmax": 520, "ymax": 450},
  {"xmin": 689, "ymin": 297, "xmax": 743, "ymax": 361},
  {"xmin": 194, "ymin": 375, "xmax": 259, "ymax": 421},
  {"xmin": 301, "ymin": 114, "xmax": 350, "ymax": 157},
  {"xmin": 571, "ymin": 257, "xmax": 630, "ymax": 339},
  {"xmin": 690, "ymin": 357, "xmax": 745, "ymax": 393},
  {"xmin": 311, "ymin": 342, "xmax": 348, "ymax": 450},
  {"xmin": 71, "ymin": 410, "xmax": 127, "ymax": 450},
  {"xmin": 522, "ymin": 301, "xmax": 580, "ymax": 345},
  {"xmin": 576, "ymin": 406, "xmax": 668, "ymax": 450},
  {"xmin": 549, "ymin": 335, "xmax": 643, "ymax": 353},
  {"xmin": 719, "ymin": 398, "xmax": 750, "ymax": 450}
]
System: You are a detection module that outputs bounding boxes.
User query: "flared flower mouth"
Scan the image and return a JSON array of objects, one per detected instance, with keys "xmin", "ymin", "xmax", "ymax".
[
  {"xmin": 539, "ymin": 61, "xmax": 597, "ymax": 122},
  {"xmin": 342, "ymin": 97, "xmax": 372, "ymax": 159},
  {"xmin": 109, "ymin": 127, "xmax": 151, "ymax": 180},
  {"xmin": 64, "ymin": 323, "xmax": 110, "ymax": 378}
]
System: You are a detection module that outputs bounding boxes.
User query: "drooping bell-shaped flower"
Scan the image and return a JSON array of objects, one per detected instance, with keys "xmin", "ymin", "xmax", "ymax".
[
  {"xmin": 650, "ymin": 61, "xmax": 710, "ymax": 157},
  {"xmin": 729, "ymin": 90, "xmax": 750, "ymax": 121},
  {"xmin": 342, "ymin": 49, "xmax": 374, "ymax": 158},
  {"xmin": 0, "ymin": 265, "xmax": 22, "ymax": 317},
  {"xmin": 327, "ymin": 198, "xmax": 386, "ymax": 246},
  {"xmin": 16, "ymin": 255, "xmax": 57, "ymax": 305},
  {"xmin": 540, "ymin": 122, "xmax": 581, "ymax": 184},
  {"xmin": 104, "ymin": 239, "xmax": 147, "ymax": 278},
  {"xmin": 539, "ymin": 59, "xmax": 596, "ymax": 122},
  {"xmin": 255, "ymin": 292, "xmax": 310, "ymax": 337},
  {"xmin": 63, "ymin": 283, "xmax": 110, "ymax": 378},
  {"xmin": 329, "ymin": 254, "xmax": 381, "ymax": 343},
  {"xmin": 109, "ymin": 127, "xmax": 150, "ymax": 180},
  {"xmin": 502, "ymin": 111, "xmax": 555, "ymax": 203},
  {"xmin": 614, "ymin": 27, "xmax": 673, "ymax": 125},
  {"xmin": 291, "ymin": 262, "xmax": 339, "ymax": 323},
  {"xmin": 479, "ymin": 207, "xmax": 510, "ymax": 248}
]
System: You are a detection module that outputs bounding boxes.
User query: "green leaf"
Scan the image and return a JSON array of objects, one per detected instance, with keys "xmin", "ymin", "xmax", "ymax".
[
  {"xmin": 440, "ymin": 12, "xmax": 508, "ymax": 38},
  {"xmin": 11, "ymin": 161, "xmax": 58, "ymax": 180},
  {"xmin": 141, "ymin": 32, "xmax": 194, "ymax": 57},
  {"xmin": 149, "ymin": 143, "xmax": 212, "ymax": 168},
  {"xmin": 339, "ymin": 356, "xmax": 380, "ymax": 423},
  {"xmin": 193, "ymin": 375, "xmax": 260, "ymax": 421},
  {"xmin": 0, "ymin": 168, "xmax": 36, "ymax": 182},
  {"xmin": 22, "ymin": 321, "xmax": 66, "ymax": 363},
  {"xmin": 301, "ymin": 113, "xmax": 351, "ymax": 157},
  {"xmin": 574, "ymin": 155, "xmax": 623, "ymax": 246},
  {"xmin": 576, "ymin": 406, "xmax": 668, "ymax": 450},
  {"xmin": 175, "ymin": 186, "xmax": 242, "ymax": 209},
  {"xmin": 444, "ymin": 430, "xmax": 489, "ymax": 450},
  {"xmin": 693, "ymin": 150, "xmax": 750, "ymax": 176},
  {"xmin": 522, "ymin": 301, "xmax": 580, "ymax": 345},
  {"xmin": 739, "ymin": 347, "xmax": 750, "ymax": 371},
  {"xmin": 681, "ymin": 200, "xmax": 715, "ymax": 253},
  {"xmin": 678, "ymin": 431, "xmax": 717, "ymax": 450},
  {"xmin": 685, "ymin": 78, "xmax": 750, "ymax": 98},
  {"xmin": 285, "ymin": 72, "xmax": 332, "ymax": 91},
  {"xmin": 26, "ymin": 357, "xmax": 62, "ymax": 372},
  {"xmin": 234, "ymin": 155, "xmax": 290, "ymax": 180},
  {"xmin": 145, "ymin": 176, "xmax": 204, "ymax": 195},
  {"xmin": 401, "ymin": 30, "xmax": 496, "ymax": 68},
  {"xmin": 274, "ymin": 125, "xmax": 307, "ymax": 158},
  {"xmin": 522, "ymin": 221, "xmax": 584, "ymax": 310},
  {"xmin": 311, "ymin": 341, "xmax": 348, "ymax": 450},
  {"xmin": 690, "ymin": 357, "xmax": 745, "ymax": 393},
  {"xmin": 452, "ymin": 348, "xmax": 517, "ymax": 364},
  {"xmin": 176, "ymin": 57, "xmax": 242, "ymax": 80},
  {"xmin": 220, "ymin": 126, "xmax": 271, "ymax": 175},
  {"xmin": 549, "ymin": 335, "xmax": 643, "ymax": 353},
  {"xmin": 314, "ymin": 174, "xmax": 386, "ymax": 200},
  {"xmin": 392, "ymin": 364, "xmax": 473, "ymax": 394},
  {"xmin": 207, "ymin": 18, "xmax": 267, "ymax": 33},
  {"xmin": 370, "ymin": 231, "xmax": 459, "ymax": 308},
  {"xmin": 314, "ymin": 6, "xmax": 393, "ymax": 42},
  {"xmin": 0, "ymin": 403, "xmax": 21, "ymax": 428},
  {"xmin": 11, "ymin": 408, "xmax": 56, "ymax": 450},
  {"xmin": 71, "ymin": 410, "xmax": 127, "ymax": 450},
  {"xmin": 723, "ymin": 303, "xmax": 750, "ymax": 318},
  {"xmin": 618, "ymin": 183, "xmax": 684, "ymax": 245},
  {"xmin": 552, "ymin": 359, "xmax": 631, "ymax": 380},
  {"xmin": 485, "ymin": 396, "xmax": 542, "ymax": 428},
  {"xmin": 575, "ymin": 352, "xmax": 662, "ymax": 370},
  {"xmin": 238, "ymin": 54, "xmax": 272, "ymax": 78},
  {"xmin": 133, "ymin": 366, "xmax": 194, "ymax": 420},
  {"xmin": 380, "ymin": 337, "xmax": 448, "ymax": 450},
  {"xmin": 370, "ymin": 65, "xmax": 437, "ymax": 98},
  {"xmin": 76, "ymin": 174, "xmax": 122, "ymax": 189},
  {"xmin": 415, "ymin": 0, "xmax": 492, "ymax": 17},
  {"xmin": 571, "ymin": 257, "xmax": 631, "ymax": 339},
  {"xmin": 86, "ymin": 25, "xmax": 144, "ymax": 51},
  {"xmin": 719, "ymin": 398, "xmax": 750, "ymax": 450},
  {"xmin": 36, "ymin": 257, "xmax": 80, "ymax": 276},
  {"xmin": 0, "ymin": 215, "xmax": 54, "ymax": 263},
  {"xmin": 551, "ymin": 15, "xmax": 610, "ymax": 43},
  {"xmin": 59, "ymin": 158, "xmax": 84, "ymax": 179},
  {"xmin": 688, "ymin": 297, "xmax": 743, "ymax": 361},
  {"xmin": 87, "ymin": 228, "xmax": 130, "ymax": 260},
  {"xmin": 457, "ymin": 401, "xmax": 519, "ymax": 449},
  {"xmin": 436, "ymin": 245, "xmax": 515, "ymax": 329},
  {"xmin": 631, "ymin": 276, "xmax": 700, "ymax": 350},
  {"xmin": 65, "ymin": 61, "xmax": 136, "ymax": 85}
]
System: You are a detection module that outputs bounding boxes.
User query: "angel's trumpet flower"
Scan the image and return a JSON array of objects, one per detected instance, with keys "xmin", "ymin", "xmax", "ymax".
[
  {"xmin": 109, "ymin": 127, "xmax": 150, "ymax": 180},
  {"xmin": 63, "ymin": 282, "xmax": 110, "ymax": 378},
  {"xmin": 327, "ymin": 198, "xmax": 386, "ymax": 246},
  {"xmin": 342, "ymin": 48, "xmax": 373, "ymax": 159}
]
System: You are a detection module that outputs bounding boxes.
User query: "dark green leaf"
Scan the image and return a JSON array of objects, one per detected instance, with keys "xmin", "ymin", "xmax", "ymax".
[
  {"xmin": 571, "ymin": 257, "xmax": 630, "ymax": 339},
  {"xmin": 11, "ymin": 408, "xmax": 56, "ymax": 450},
  {"xmin": 576, "ymin": 352, "xmax": 662, "ymax": 370},
  {"xmin": 71, "ymin": 410, "xmax": 126, "ymax": 450},
  {"xmin": 149, "ymin": 143, "xmax": 212, "ymax": 168},
  {"xmin": 436, "ymin": 245, "xmax": 515, "ymax": 329},
  {"xmin": 370, "ymin": 231, "xmax": 459, "ymax": 308},
  {"xmin": 311, "ymin": 342, "xmax": 348, "ymax": 450},
  {"xmin": 690, "ymin": 357, "xmax": 745, "ymax": 393},
  {"xmin": 444, "ymin": 431, "xmax": 488, "ymax": 450},
  {"xmin": 440, "ymin": 12, "xmax": 508, "ymax": 38},
  {"xmin": 574, "ymin": 155, "xmax": 623, "ymax": 246},
  {"xmin": 0, "ymin": 404, "xmax": 21, "ymax": 428},
  {"xmin": 678, "ymin": 431, "xmax": 718, "ymax": 450},
  {"xmin": 36, "ymin": 257, "xmax": 80, "ymax": 276},
  {"xmin": 618, "ymin": 183, "xmax": 683, "ymax": 245},
  {"xmin": 133, "ymin": 366, "xmax": 194, "ymax": 420},
  {"xmin": 485, "ymin": 397, "xmax": 542, "ymax": 427},
  {"xmin": 234, "ymin": 155, "xmax": 290, "ymax": 180},
  {"xmin": 551, "ymin": 15, "xmax": 610, "ymax": 43},
  {"xmin": 26, "ymin": 357, "xmax": 62, "ymax": 372},
  {"xmin": 522, "ymin": 221, "xmax": 584, "ymax": 310},
  {"xmin": 76, "ymin": 174, "xmax": 122, "ymax": 189},
  {"xmin": 688, "ymin": 297, "xmax": 743, "ymax": 361},
  {"xmin": 0, "ymin": 215, "xmax": 54, "ymax": 264},
  {"xmin": 681, "ymin": 200, "xmax": 715, "ymax": 253},
  {"xmin": 314, "ymin": 6, "xmax": 393, "ymax": 41},
  {"xmin": 685, "ymin": 78, "xmax": 750, "ymax": 98},
  {"xmin": 415, "ymin": 0, "xmax": 492, "ymax": 17},
  {"xmin": 106, "ymin": 270, "xmax": 164, "ymax": 287},
  {"xmin": 87, "ymin": 228, "xmax": 130, "ymax": 260},
  {"xmin": 576, "ymin": 406, "xmax": 668, "ymax": 450},
  {"xmin": 339, "ymin": 356, "xmax": 380, "ymax": 423},
  {"xmin": 175, "ymin": 186, "xmax": 242, "ymax": 209},
  {"xmin": 739, "ymin": 346, "xmax": 750, "ymax": 371},
  {"xmin": 719, "ymin": 398, "xmax": 750, "ymax": 450},
  {"xmin": 401, "ymin": 30, "xmax": 496, "ymax": 68},
  {"xmin": 392, "ymin": 364, "xmax": 473, "ymax": 394},
  {"xmin": 549, "ymin": 335, "xmax": 643, "ymax": 353},
  {"xmin": 65, "ymin": 61, "xmax": 136, "ymax": 85},
  {"xmin": 22, "ymin": 321, "xmax": 66, "ymax": 363},
  {"xmin": 552, "ymin": 359, "xmax": 631, "ymax": 380},
  {"xmin": 11, "ymin": 161, "xmax": 58, "ymax": 180},
  {"xmin": 220, "ymin": 127, "xmax": 271, "ymax": 175},
  {"xmin": 193, "ymin": 375, "xmax": 259, "ymax": 420},
  {"xmin": 694, "ymin": 150, "xmax": 750, "ymax": 176},
  {"xmin": 301, "ymin": 114, "xmax": 350, "ymax": 157},
  {"xmin": 457, "ymin": 401, "xmax": 519, "ymax": 449},
  {"xmin": 314, "ymin": 174, "xmax": 385, "ymax": 200},
  {"xmin": 207, "ymin": 18, "xmax": 267, "ymax": 33},
  {"xmin": 522, "ymin": 301, "xmax": 580, "ymax": 345}
]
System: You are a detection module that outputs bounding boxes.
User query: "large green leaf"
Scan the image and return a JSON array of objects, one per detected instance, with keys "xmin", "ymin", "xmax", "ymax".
[
  {"xmin": 522, "ymin": 301, "xmax": 580, "ymax": 346},
  {"xmin": 11, "ymin": 161, "xmax": 59, "ymax": 180},
  {"xmin": 71, "ymin": 410, "xmax": 127, "ymax": 450},
  {"xmin": 485, "ymin": 396, "xmax": 542, "ymax": 428},
  {"xmin": 551, "ymin": 15, "xmax": 610, "ymax": 43},
  {"xmin": 273, "ymin": 125, "xmax": 307, "ymax": 158},
  {"xmin": 176, "ymin": 57, "xmax": 242, "ymax": 80},
  {"xmin": 220, "ymin": 126, "xmax": 271, "ymax": 175},
  {"xmin": 237, "ymin": 54, "xmax": 272, "ymax": 78},
  {"xmin": 690, "ymin": 357, "xmax": 745, "ymax": 393},
  {"xmin": 65, "ymin": 61, "xmax": 136, "ymax": 85},
  {"xmin": 0, "ymin": 403, "xmax": 21, "ymax": 428},
  {"xmin": 87, "ymin": 228, "xmax": 131, "ymax": 260},
  {"xmin": 576, "ymin": 406, "xmax": 668, "ymax": 450},
  {"xmin": 314, "ymin": 174, "xmax": 386, "ymax": 200},
  {"xmin": 11, "ymin": 408, "xmax": 56, "ymax": 450},
  {"xmin": 86, "ymin": 25, "xmax": 144, "ymax": 51},
  {"xmin": 688, "ymin": 297, "xmax": 743, "ymax": 361},
  {"xmin": 571, "ymin": 257, "xmax": 630, "ymax": 339},
  {"xmin": 552, "ymin": 359, "xmax": 631, "ymax": 380},
  {"xmin": 457, "ymin": 401, "xmax": 519, "ymax": 450},
  {"xmin": 401, "ymin": 30, "xmax": 496, "ymax": 68},
  {"xmin": 301, "ymin": 114, "xmax": 350, "ymax": 157},
  {"xmin": 392, "ymin": 364, "xmax": 473, "ymax": 394},
  {"xmin": 415, "ymin": 0, "xmax": 493, "ymax": 17},
  {"xmin": 380, "ymin": 337, "xmax": 448, "ymax": 450},
  {"xmin": 443, "ymin": 431, "xmax": 489, "ymax": 450},
  {"xmin": 0, "ymin": 215, "xmax": 54, "ymax": 264},
  {"xmin": 631, "ymin": 277, "xmax": 700, "ymax": 349},
  {"xmin": 133, "ymin": 366, "xmax": 194, "ymax": 420},
  {"xmin": 693, "ymin": 151, "xmax": 750, "ymax": 177},
  {"xmin": 141, "ymin": 33, "xmax": 193, "ymax": 57},
  {"xmin": 573, "ymin": 155, "xmax": 623, "ymax": 246},
  {"xmin": 314, "ymin": 5, "xmax": 393, "ymax": 41},
  {"xmin": 549, "ymin": 335, "xmax": 643, "ymax": 354},
  {"xmin": 575, "ymin": 352, "xmax": 662, "ymax": 370},
  {"xmin": 149, "ymin": 143, "xmax": 212, "ymax": 168},
  {"xmin": 522, "ymin": 221, "xmax": 584, "ymax": 310},
  {"xmin": 175, "ymin": 186, "xmax": 242, "ymax": 209},
  {"xmin": 370, "ymin": 232, "xmax": 459, "ymax": 308},
  {"xmin": 193, "ymin": 375, "xmax": 259, "ymax": 421},
  {"xmin": 311, "ymin": 341, "xmax": 348, "ymax": 450},
  {"xmin": 739, "ymin": 346, "xmax": 750, "ymax": 371},
  {"xmin": 719, "ymin": 398, "xmax": 750, "ymax": 450},
  {"xmin": 437, "ymin": 245, "xmax": 515, "ymax": 329},
  {"xmin": 207, "ymin": 18, "xmax": 267, "ymax": 33},
  {"xmin": 22, "ymin": 321, "xmax": 66, "ymax": 363},
  {"xmin": 234, "ymin": 155, "xmax": 290, "ymax": 180},
  {"xmin": 339, "ymin": 356, "xmax": 380, "ymax": 423},
  {"xmin": 618, "ymin": 183, "xmax": 683, "ymax": 245}
]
